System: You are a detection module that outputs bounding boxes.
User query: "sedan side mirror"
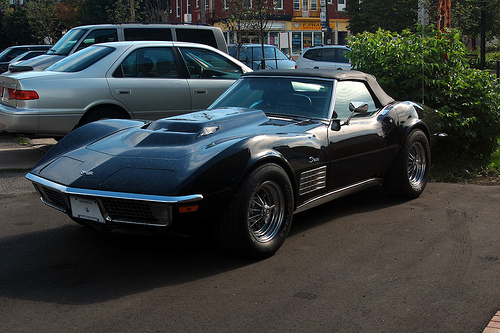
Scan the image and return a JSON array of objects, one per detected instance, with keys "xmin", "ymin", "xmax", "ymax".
[{"xmin": 344, "ymin": 102, "xmax": 368, "ymax": 126}]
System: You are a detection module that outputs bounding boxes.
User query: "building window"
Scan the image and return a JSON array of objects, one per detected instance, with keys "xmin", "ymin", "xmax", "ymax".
[
  {"xmin": 302, "ymin": 0, "xmax": 309, "ymax": 10},
  {"xmin": 187, "ymin": 0, "xmax": 191, "ymax": 13},
  {"xmin": 196, "ymin": 0, "xmax": 199, "ymax": 7},
  {"xmin": 310, "ymin": 0, "xmax": 317, "ymax": 10},
  {"xmin": 338, "ymin": 0, "xmax": 345, "ymax": 10},
  {"xmin": 293, "ymin": 0, "xmax": 300, "ymax": 10},
  {"xmin": 176, "ymin": 0, "xmax": 180, "ymax": 17},
  {"xmin": 275, "ymin": 0, "xmax": 283, "ymax": 9}
]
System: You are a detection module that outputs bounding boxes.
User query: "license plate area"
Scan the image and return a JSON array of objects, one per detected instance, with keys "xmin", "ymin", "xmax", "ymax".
[{"xmin": 70, "ymin": 196, "xmax": 105, "ymax": 223}]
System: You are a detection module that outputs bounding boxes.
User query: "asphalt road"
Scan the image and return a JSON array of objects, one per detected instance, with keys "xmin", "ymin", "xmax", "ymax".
[{"xmin": 1, "ymin": 134, "xmax": 500, "ymax": 332}]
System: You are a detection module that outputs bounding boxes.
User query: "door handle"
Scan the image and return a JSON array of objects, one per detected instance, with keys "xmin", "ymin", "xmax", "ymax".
[
  {"xmin": 194, "ymin": 89, "xmax": 207, "ymax": 94},
  {"xmin": 116, "ymin": 89, "xmax": 131, "ymax": 94}
]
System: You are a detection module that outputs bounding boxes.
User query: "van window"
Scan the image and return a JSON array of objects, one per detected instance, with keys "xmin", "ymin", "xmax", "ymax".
[
  {"xmin": 77, "ymin": 29, "xmax": 119, "ymax": 51},
  {"xmin": 175, "ymin": 29, "xmax": 218, "ymax": 49},
  {"xmin": 124, "ymin": 28, "xmax": 173, "ymax": 41}
]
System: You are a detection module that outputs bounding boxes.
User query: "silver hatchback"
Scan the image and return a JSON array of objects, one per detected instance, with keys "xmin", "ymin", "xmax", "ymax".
[{"xmin": 0, "ymin": 41, "xmax": 251, "ymax": 138}]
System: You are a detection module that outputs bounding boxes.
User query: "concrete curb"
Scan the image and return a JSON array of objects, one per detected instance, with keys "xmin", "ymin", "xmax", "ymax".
[{"xmin": 0, "ymin": 133, "xmax": 56, "ymax": 170}]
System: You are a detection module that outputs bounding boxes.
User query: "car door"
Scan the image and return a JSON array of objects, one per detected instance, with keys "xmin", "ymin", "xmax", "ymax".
[
  {"xmin": 107, "ymin": 46, "xmax": 192, "ymax": 120},
  {"xmin": 334, "ymin": 47, "xmax": 351, "ymax": 70},
  {"xmin": 327, "ymin": 80, "xmax": 399, "ymax": 189},
  {"xmin": 178, "ymin": 46, "xmax": 244, "ymax": 111}
]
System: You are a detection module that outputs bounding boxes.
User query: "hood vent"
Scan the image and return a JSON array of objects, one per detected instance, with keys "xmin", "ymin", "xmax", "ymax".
[{"xmin": 147, "ymin": 108, "xmax": 269, "ymax": 139}]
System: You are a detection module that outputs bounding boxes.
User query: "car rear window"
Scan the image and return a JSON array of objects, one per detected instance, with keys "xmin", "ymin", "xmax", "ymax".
[{"xmin": 46, "ymin": 45, "xmax": 115, "ymax": 72}]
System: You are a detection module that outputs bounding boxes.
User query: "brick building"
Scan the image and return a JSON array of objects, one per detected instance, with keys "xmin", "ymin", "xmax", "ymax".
[{"xmin": 169, "ymin": 0, "xmax": 349, "ymax": 57}]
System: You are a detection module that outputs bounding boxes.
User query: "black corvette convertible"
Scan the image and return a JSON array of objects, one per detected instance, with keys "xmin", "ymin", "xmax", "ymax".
[{"xmin": 27, "ymin": 70, "xmax": 433, "ymax": 259}]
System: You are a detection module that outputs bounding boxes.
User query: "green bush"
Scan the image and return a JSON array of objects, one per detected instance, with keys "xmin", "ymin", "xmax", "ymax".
[{"xmin": 347, "ymin": 27, "xmax": 500, "ymax": 162}]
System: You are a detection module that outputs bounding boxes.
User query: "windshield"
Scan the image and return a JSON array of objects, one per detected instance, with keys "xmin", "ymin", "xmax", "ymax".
[
  {"xmin": 46, "ymin": 45, "xmax": 115, "ymax": 72},
  {"xmin": 47, "ymin": 28, "xmax": 88, "ymax": 56},
  {"xmin": 252, "ymin": 46, "xmax": 289, "ymax": 60},
  {"xmin": 210, "ymin": 77, "xmax": 333, "ymax": 119}
]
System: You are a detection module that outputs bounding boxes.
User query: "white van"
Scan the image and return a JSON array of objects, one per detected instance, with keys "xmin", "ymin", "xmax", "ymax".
[{"xmin": 9, "ymin": 23, "xmax": 228, "ymax": 72}]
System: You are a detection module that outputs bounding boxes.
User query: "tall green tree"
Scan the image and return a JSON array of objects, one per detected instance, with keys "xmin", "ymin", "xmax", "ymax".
[{"xmin": 25, "ymin": 0, "xmax": 60, "ymax": 44}]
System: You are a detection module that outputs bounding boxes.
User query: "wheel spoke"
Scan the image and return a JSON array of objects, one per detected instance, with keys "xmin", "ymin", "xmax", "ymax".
[
  {"xmin": 246, "ymin": 181, "xmax": 285, "ymax": 243},
  {"xmin": 407, "ymin": 142, "xmax": 426, "ymax": 186}
]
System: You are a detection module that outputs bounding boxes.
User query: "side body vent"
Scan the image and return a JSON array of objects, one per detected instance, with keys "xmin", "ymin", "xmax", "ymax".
[{"xmin": 299, "ymin": 165, "xmax": 327, "ymax": 196}]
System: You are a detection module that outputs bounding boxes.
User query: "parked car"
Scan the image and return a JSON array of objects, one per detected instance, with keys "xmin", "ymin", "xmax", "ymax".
[
  {"xmin": 9, "ymin": 23, "xmax": 228, "ymax": 72},
  {"xmin": 26, "ymin": 69, "xmax": 433, "ymax": 259},
  {"xmin": 6, "ymin": 50, "xmax": 51, "ymax": 71},
  {"xmin": 228, "ymin": 44, "xmax": 295, "ymax": 70},
  {"xmin": 0, "ymin": 45, "xmax": 51, "ymax": 73},
  {"xmin": 295, "ymin": 45, "xmax": 351, "ymax": 70},
  {"xmin": 0, "ymin": 41, "xmax": 251, "ymax": 137}
]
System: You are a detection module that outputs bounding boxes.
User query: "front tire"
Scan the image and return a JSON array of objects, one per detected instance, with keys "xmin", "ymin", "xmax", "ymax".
[
  {"xmin": 216, "ymin": 164, "xmax": 294, "ymax": 259},
  {"xmin": 384, "ymin": 129, "xmax": 431, "ymax": 199}
]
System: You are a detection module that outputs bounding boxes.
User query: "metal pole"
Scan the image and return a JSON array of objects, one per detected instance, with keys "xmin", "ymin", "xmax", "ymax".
[{"xmin": 480, "ymin": 1, "xmax": 486, "ymax": 70}]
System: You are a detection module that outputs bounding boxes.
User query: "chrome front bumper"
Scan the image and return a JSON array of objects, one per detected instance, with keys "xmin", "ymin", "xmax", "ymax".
[{"xmin": 26, "ymin": 173, "xmax": 203, "ymax": 227}]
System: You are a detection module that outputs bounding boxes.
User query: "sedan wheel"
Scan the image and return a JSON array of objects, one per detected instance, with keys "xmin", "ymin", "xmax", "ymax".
[
  {"xmin": 216, "ymin": 164, "xmax": 293, "ymax": 259},
  {"xmin": 384, "ymin": 129, "xmax": 431, "ymax": 199}
]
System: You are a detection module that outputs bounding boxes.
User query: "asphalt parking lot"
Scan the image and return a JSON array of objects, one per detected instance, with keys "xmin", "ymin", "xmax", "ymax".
[{"xmin": 1, "ymin": 131, "xmax": 500, "ymax": 332}]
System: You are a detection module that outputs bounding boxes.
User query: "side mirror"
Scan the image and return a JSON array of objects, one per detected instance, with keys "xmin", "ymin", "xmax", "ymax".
[{"xmin": 344, "ymin": 102, "xmax": 368, "ymax": 125}]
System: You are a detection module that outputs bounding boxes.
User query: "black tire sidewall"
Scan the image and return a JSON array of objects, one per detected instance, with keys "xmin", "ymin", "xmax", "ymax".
[
  {"xmin": 225, "ymin": 164, "xmax": 294, "ymax": 259},
  {"xmin": 385, "ymin": 129, "xmax": 431, "ymax": 199}
]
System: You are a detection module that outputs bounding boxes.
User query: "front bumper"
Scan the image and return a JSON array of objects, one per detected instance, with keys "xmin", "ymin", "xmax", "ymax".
[{"xmin": 26, "ymin": 173, "xmax": 203, "ymax": 227}]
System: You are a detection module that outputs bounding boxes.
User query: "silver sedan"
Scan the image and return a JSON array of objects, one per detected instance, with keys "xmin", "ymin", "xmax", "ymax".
[{"xmin": 0, "ymin": 41, "xmax": 252, "ymax": 137}]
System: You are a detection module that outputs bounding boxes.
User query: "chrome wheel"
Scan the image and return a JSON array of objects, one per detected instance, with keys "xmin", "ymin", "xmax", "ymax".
[
  {"xmin": 408, "ymin": 141, "xmax": 427, "ymax": 187},
  {"xmin": 247, "ymin": 181, "xmax": 285, "ymax": 243}
]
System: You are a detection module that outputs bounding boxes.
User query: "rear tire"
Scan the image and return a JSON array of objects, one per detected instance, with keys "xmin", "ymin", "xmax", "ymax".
[
  {"xmin": 78, "ymin": 107, "xmax": 125, "ymax": 128},
  {"xmin": 215, "ymin": 164, "xmax": 294, "ymax": 259},
  {"xmin": 384, "ymin": 129, "xmax": 430, "ymax": 199}
]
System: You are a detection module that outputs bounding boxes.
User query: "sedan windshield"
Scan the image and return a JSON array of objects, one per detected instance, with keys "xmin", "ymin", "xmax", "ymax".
[
  {"xmin": 210, "ymin": 77, "xmax": 333, "ymax": 119},
  {"xmin": 46, "ymin": 45, "xmax": 115, "ymax": 72}
]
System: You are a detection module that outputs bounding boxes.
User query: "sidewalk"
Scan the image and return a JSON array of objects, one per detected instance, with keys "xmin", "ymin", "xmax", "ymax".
[
  {"xmin": 0, "ymin": 132, "xmax": 56, "ymax": 170},
  {"xmin": 484, "ymin": 311, "xmax": 500, "ymax": 333}
]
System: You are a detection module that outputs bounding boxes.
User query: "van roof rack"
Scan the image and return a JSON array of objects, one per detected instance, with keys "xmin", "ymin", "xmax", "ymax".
[{"xmin": 115, "ymin": 22, "xmax": 210, "ymax": 26}]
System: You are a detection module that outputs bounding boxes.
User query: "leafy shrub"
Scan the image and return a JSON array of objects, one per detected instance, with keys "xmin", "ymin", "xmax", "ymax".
[{"xmin": 347, "ymin": 27, "xmax": 500, "ymax": 162}]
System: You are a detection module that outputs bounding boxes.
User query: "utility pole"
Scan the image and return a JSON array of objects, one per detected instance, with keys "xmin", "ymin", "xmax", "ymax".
[
  {"xmin": 321, "ymin": 0, "xmax": 331, "ymax": 45},
  {"xmin": 480, "ymin": 1, "xmax": 486, "ymax": 69},
  {"xmin": 201, "ymin": 0, "xmax": 206, "ymax": 24},
  {"xmin": 130, "ymin": 0, "xmax": 135, "ymax": 21}
]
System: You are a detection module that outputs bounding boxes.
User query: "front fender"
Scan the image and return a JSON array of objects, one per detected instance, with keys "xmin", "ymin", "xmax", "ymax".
[{"xmin": 31, "ymin": 119, "xmax": 147, "ymax": 173}]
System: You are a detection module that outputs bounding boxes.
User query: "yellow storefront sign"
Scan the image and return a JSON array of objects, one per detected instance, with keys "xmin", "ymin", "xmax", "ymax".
[{"xmin": 291, "ymin": 20, "xmax": 348, "ymax": 31}]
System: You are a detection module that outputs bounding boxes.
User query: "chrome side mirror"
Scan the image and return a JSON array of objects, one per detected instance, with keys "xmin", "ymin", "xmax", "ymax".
[{"xmin": 344, "ymin": 102, "xmax": 368, "ymax": 126}]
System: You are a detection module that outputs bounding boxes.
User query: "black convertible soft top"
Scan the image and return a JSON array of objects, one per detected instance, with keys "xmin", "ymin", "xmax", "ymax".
[{"xmin": 244, "ymin": 69, "xmax": 395, "ymax": 106}]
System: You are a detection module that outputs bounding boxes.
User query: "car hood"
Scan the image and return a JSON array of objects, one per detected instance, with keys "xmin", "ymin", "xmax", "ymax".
[
  {"xmin": 32, "ymin": 108, "xmax": 320, "ymax": 195},
  {"xmin": 9, "ymin": 54, "xmax": 64, "ymax": 72}
]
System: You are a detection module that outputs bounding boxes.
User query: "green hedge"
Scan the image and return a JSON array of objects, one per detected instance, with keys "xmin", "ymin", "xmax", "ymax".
[{"xmin": 347, "ymin": 27, "xmax": 500, "ymax": 162}]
